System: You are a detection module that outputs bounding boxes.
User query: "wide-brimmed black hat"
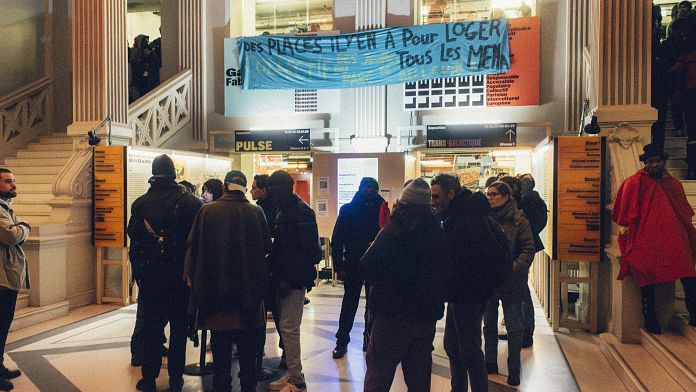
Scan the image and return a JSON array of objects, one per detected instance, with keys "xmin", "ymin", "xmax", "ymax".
[{"xmin": 639, "ymin": 143, "xmax": 670, "ymax": 162}]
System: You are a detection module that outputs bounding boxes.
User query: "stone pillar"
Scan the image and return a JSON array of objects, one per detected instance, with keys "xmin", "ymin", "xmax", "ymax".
[
  {"xmin": 67, "ymin": 0, "xmax": 130, "ymax": 145},
  {"xmin": 179, "ymin": 0, "xmax": 207, "ymax": 145}
]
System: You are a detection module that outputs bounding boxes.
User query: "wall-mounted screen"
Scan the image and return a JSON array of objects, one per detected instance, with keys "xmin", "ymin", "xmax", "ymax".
[{"xmin": 337, "ymin": 158, "xmax": 378, "ymax": 210}]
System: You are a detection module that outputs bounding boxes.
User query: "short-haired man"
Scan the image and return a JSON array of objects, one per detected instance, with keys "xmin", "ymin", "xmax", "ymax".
[
  {"xmin": 128, "ymin": 155, "xmax": 201, "ymax": 392},
  {"xmin": 0, "ymin": 167, "xmax": 30, "ymax": 391},
  {"xmin": 431, "ymin": 172, "xmax": 505, "ymax": 392},
  {"xmin": 266, "ymin": 170, "xmax": 322, "ymax": 392},
  {"xmin": 184, "ymin": 170, "xmax": 272, "ymax": 392},
  {"xmin": 613, "ymin": 143, "xmax": 696, "ymax": 333}
]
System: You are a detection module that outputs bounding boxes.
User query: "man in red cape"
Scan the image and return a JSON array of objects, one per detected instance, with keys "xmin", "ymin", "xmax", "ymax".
[{"xmin": 612, "ymin": 143, "xmax": 696, "ymax": 333}]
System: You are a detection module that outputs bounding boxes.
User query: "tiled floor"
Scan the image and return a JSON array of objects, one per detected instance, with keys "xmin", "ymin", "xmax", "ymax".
[{"xmin": 4, "ymin": 283, "xmax": 579, "ymax": 392}]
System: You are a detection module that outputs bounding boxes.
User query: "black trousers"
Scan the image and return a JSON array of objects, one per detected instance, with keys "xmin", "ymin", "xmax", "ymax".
[
  {"xmin": 130, "ymin": 290, "xmax": 167, "ymax": 360},
  {"xmin": 444, "ymin": 302, "xmax": 488, "ymax": 392},
  {"xmin": 137, "ymin": 281, "xmax": 189, "ymax": 388},
  {"xmin": 335, "ymin": 277, "xmax": 370, "ymax": 347},
  {"xmin": 641, "ymin": 277, "xmax": 696, "ymax": 318},
  {"xmin": 212, "ymin": 329, "xmax": 260, "ymax": 392},
  {"xmin": 0, "ymin": 289, "xmax": 18, "ymax": 368},
  {"xmin": 259, "ymin": 285, "xmax": 283, "ymax": 356}
]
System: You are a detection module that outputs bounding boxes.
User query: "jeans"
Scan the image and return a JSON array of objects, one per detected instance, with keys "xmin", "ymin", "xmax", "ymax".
[
  {"xmin": 0, "ymin": 289, "xmax": 18, "ymax": 368},
  {"xmin": 137, "ymin": 282, "xmax": 189, "ymax": 388},
  {"xmin": 335, "ymin": 277, "xmax": 369, "ymax": 347},
  {"xmin": 211, "ymin": 329, "xmax": 259, "ymax": 392},
  {"xmin": 277, "ymin": 288, "xmax": 306, "ymax": 385},
  {"xmin": 483, "ymin": 297, "xmax": 524, "ymax": 374},
  {"xmin": 364, "ymin": 315, "xmax": 436, "ymax": 392},
  {"xmin": 443, "ymin": 302, "xmax": 488, "ymax": 392}
]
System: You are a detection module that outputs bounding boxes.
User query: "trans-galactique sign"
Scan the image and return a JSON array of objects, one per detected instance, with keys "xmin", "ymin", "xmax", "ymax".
[
  {"xmin": 237, "ymin": 20, "xmax": 511, "ymax": 90},
  {"xmin": 426, "ymin": 124, "xmax": 517, "ymax": 148}
]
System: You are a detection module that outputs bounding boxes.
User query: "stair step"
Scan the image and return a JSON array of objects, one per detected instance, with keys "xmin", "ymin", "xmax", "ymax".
[
  {"xmin": 28, "ymin": 142, "xmax": 74, "ymax": 152},
  {"xmin": 13, "ymin": 193, "xmax": 54, "ymax": 203},
  {"xmin": 599, "ymin": 332, "xmax": 685, "ymax": 391},
  {"xmin": 39, "ymin": 136, "xmax": 75, "ymax": 144},
  {"xmin": 666, "ymin": 137, "xmax": 687, "ymax": 149},
  {"xmin": 17, "ymin": 150, "xmax": 74, "ymax": 159},
  {"xmin": 10, "ymin": 203, "xmax": 52, "ymax": 214},
  {"xmin": 9, "ymin": 300, "xmax": 70, "ymax": 332},
  {"xmin": 8, "ymin": 166, "xmax": 63, "ymax": 175},
  {"xmin": 672, "ymin": 168, "xmax": 688, "ymax": 180},
  {"xmin": 11, "ymin": 173, "xmax": 57, "ymax": 183},
  {"xmin": 640, "ymin": 329, "xmax": 696, "ymax": 390},
  {"xmin": 671, "ymin": 316, "xmax": 696, "ymax": 345},
  {"xmin": 668, "ymin": 159, "xmax": 687, "ymax": 169},
  {"xmin": 20, "ymin": 183, "xmax": 53, "ymax": 193},
  {"xmin": 15, "ymin": 294, "xmax": 29, "ymax": 310},
  {"xmin": 666, "ymin": 149, "xmax": 687, "ymax": 160},
  {"xmin": 2, "ymin": 157, "xmax": 69, "ymax": 167}
]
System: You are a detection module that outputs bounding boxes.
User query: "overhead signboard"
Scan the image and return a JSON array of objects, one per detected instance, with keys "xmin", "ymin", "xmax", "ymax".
[
  {"xmin": 553, "ymin": 137, "xmax": 605, "ymax": 262},
  {"xmin": 93, "ymin": 146, "xmax": 127, "ymax": 247},
  {"xmin": 426, "ymin": 123, "xmax": 517, "ymax": 149},
  {"xmin": 235, "ymin": 129, "xmax": 311, "ymax": 152}
]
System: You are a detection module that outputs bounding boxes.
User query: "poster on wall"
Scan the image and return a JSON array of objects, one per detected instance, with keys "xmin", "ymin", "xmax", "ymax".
[
  {"xmin": 553, "ymin": 137, "xmax": 605, "ymax": 262},
  {"xmin": 337, "ymin": 158, "xmax": 379, "ymax": 210},
  {"xmin": 224, "ymin": 38, "xmax": 340, "ymax": 116},
  {"xmin": 403, "ymin": 16, "xmax": 540, "ymax": 110}
]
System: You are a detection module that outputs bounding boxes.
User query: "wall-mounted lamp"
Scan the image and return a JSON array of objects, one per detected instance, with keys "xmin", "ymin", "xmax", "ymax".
[
  {"xmin": 578, "ymin": 99, "xmax": 601, "ymax": 136},
  {"xmin": 87, "ymin": 116, "xmax": 112, "ymax": 146}
]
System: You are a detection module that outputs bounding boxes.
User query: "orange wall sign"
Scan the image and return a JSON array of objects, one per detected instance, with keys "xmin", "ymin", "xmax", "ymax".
[
  {"xmin": 93, "ymin": 146, "xmax": 127, "ymax": 248},
  {"xmin": 486, "ymin": 16, "xmax": 540, "ymax": 107},
  {"xmin": 553, "ymin": 137, "xmax": 605, "ymax": 262}
]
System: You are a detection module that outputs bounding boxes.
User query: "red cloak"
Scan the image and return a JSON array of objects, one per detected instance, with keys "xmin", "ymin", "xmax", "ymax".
[{"xmin": 612, "ymin": 169, "xmax": 696, "ymax": 287}]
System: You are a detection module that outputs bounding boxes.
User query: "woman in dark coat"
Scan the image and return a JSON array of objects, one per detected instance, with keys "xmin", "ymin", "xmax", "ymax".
[
  {"xmin": 360, "ymin": 178, "xmax": 450, "ymax": 392},
  {"xmin": 482, "ymin": 181, "xmax": 535, "ymax": 387}
]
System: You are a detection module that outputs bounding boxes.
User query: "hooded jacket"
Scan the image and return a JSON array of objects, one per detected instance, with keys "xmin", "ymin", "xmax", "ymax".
[
  {"xmin": 490, "ymin": 199, "xmax": 535, "ymax": 300},
  {"xmin": 331, "ymin": 191, "xmax": 388, "ymax": 275},
  {"xmin": 184, "ymin": 192, "xmax": 272, "ymax": 330},
  {"xmin": 360, "ymin": 205, "xmax": 448, "ymax": 321}
]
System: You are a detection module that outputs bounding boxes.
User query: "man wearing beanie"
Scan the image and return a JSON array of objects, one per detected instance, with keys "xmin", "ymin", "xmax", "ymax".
[
  {"xmin": 266, "ymin": 170, "xmax": 322, "ymax": 392},
  {"xmin": 184, "ymin": 170, "xmax": 272, "ymax": 392},
  {"xmin": 360, "ymin": 178, "xmax": 449, "ymax": 392},
  {"xmin": 613, "ymin": 143, "xmax": 696, "ymax": 334},
  {"xmin": 331, "ymin": 177, "xmax": 389, "ymax": 359},
  {"xmin": 127, "ymin": 154, "xmax": 202, "ymax": 392}
]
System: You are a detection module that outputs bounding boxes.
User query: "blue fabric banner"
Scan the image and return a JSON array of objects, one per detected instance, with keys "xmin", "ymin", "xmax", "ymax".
[{"xmin": 238, "ymin": 20, "xmax": 510, "ymax": 90}]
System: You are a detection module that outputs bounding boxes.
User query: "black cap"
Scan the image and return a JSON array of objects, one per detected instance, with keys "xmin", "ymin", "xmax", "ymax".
[
  {"xmin": 151, "ymin": 154, "xmax": 176, "ymax": 178},
  {"xmin": 224, "ymin": 170, "xmax": 247, "ymax": 192},
  {"xmin": 639, "ymin": 143, "xmax": 670, "ymax": 162}
]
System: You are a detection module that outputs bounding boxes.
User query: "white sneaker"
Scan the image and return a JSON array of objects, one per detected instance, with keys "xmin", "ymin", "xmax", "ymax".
[
  {"xmin": 268, "ymin": 373, "xmax": 290, "ymax": 391},
  {"xmin": 279, "ymin": 383, "xmax": 307, "ymax": 392}
]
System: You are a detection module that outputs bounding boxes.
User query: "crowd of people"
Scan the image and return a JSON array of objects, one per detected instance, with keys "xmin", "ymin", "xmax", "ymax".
[
  {"xmin": 129, "ymin": 34, "xmax": 162, "ymax": 103},
  {"xmin": 651, "ymin": 1, "xmax": 696, "ymax": 178},
  {"xmin": 121, "ymin": 153, "xmax": 552, "ymax": 392}
]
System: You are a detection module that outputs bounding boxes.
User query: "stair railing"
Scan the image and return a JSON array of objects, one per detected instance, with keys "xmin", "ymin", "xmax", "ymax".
[{"xmin": 128, "ymin": 69, "xmax": 192, "ymax": 147}]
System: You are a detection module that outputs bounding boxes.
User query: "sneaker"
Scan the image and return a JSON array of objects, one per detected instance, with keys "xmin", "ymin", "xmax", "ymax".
[
  {"xmin": 332, "ymin": 345, "xmax": 347, "ymax": 359},
  {"xmin": 507, "ymin": 369, "xmax": 520, "ymax": 386},
  {"xmin": 485, "ymin": 362, "xmax": 499, "ymax": 375},
  {"xmin": 135, "ymin": 378, "xmax": 157, "ymax": 392},
  {"xmin": 0, "ymin": 368, "xmax": 20, "ymax": 380},
  {"xmin": 0, "ymin": 379, "xmax": 13, "ymax": 391},
  {"xmin": 279, "ymin": 383, "xmax": 307, "ymax": 392},
  {"xmin": 268, "ymin": 373, "xmax": 290, "ymax": 391}
]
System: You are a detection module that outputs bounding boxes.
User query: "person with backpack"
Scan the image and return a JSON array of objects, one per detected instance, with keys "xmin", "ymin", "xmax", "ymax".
[
  {"xmin": 482, "ymin": 181, "xmax": 535, "ymax": 387},
  {"xmin": 127, "ymin": 154, "xmax": 202, "ymax": 392},
  {"xmin": 360, "ymin": 178, "xmax": 449, "ymax": 392},
  {"xmin": 431, "ymin": 173, "xmax": 511, "ymax": 392}
]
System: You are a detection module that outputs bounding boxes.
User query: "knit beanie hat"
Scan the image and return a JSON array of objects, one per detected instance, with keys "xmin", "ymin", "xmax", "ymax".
[
  {"xmin": 151, "ymin": 154, "xmax": 176, "ymax": 178},
  {"xmin": 399, "ymin": 178, "xmax": 431, "ymax": 205},
  {"xmin": 224, "ymin": 170, "xmax": 247, "ymax": 193}
]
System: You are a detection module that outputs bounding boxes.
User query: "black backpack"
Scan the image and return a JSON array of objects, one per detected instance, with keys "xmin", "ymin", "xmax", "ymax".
[
  {"xmin": 128, "ymin": 189, "xmax": 187, "ymax": 282},
  {"xmin": 482, "ymin": 215, "xmax": 513, "ymax": 292}
]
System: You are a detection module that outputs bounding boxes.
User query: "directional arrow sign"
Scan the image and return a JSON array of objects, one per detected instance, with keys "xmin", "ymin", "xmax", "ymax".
[
  {"xmin": 235, "ymin": 129, "xmax": 311, "ymax": 152},
  {"xmin": 506, "ymin": 128, "xmax": 516, "ymax": 142}
]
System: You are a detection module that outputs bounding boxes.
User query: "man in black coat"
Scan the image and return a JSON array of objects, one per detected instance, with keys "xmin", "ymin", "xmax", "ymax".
[
  {"xmin": 331, "ymin": 177, "xmax": 387, "ymax": 359},
  {"xmin": 128, "ymin": 154, "xmax": 202, "ymax": 392},
  {"xmin": 266, "ymin": 170, "xmax": 322, "ymax": 392},
  {"xmin": 432, "ymin": 173, "xmax": 504, "ymax": 392}
]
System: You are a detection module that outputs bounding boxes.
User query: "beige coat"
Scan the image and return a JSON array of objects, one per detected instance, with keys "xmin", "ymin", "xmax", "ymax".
[{"xmin": 0, "ymin": 202, "xmax": 30, "ymax": 291}]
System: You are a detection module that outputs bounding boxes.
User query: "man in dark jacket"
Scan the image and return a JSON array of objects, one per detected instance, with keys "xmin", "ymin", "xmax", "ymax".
[
  {"xmin": 518, "ymin": 174, "xmax": 548, "ymax": 347},
  {"xmin": 331, "ymin": 177, "xmax": 388, "ymax": 359},
  {"xmin": 127, "ymin": 154, "xmax": 201, "ymax": 392},
  {"xmin": 431, "ymin": 172, "xmax": 503, "ymax": 392},
  {"xmin": 361, "ymin": 178, "xmax": 449, "ymax": 392},
  {"xmin": 266, "ymin": 170, "xmax": 322, "ymax": 392},
  {"xmin": 184, "ymin": 170, "xmax": 272, "ymax": 392}
]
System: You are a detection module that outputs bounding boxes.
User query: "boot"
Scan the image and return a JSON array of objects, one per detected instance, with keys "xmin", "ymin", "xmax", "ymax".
[{"xmin": 641, "ymin": 286, "xmax": 662, "ymax": 334}]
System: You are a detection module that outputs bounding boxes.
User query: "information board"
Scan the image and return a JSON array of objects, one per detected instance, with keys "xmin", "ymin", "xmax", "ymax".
[
  {"xmin": 235, "ymin": 129, "xmax": 311, "ymax": 152},
  {"xmin": 337, "ymin": 158, "xmax": 378, "ymax": 210},
  {"xmin": 426, "ymin": 124, "xmax": 516, "ymax": 148},
  {"xmin": 93, "ymin": 146, "xmax": 127, "ymax": 247},
  {"xmin": 553, "ymin": 137, "xmax": 605, "ymax": 262}
]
